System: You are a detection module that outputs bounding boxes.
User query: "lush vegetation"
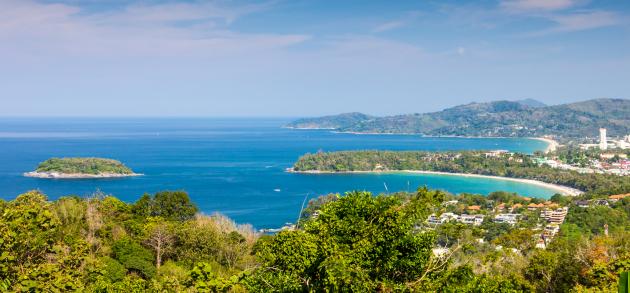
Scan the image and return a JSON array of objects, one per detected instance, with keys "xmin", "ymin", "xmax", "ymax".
[
  {"xmin": 34, "ymin": 157, "xmax": 135, "ymax": 175},
  {"xmin": 0, "ymin": 190, "xmax": 256, "ymax": 292},
  {"xmin": 0, "ymin": 188, "xmax": 627, "ymax": 292},
  {"xmin": 286, "ymin": 98, "xmax": 630, "ymax": 138},
  {"xmin": 293, "ymin": 150, "xmax": 630, "ymax": 196}
]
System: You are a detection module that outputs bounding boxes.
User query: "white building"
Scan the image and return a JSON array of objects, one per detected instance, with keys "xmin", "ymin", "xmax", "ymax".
[
  {"xmin": 460, "ymin": 214, "xmax": 484, "ymax": 226},
  {"xmin": 494, "ymin": 213, "xmax": 520, "ymax": 225},
  {"xmin": 600, "ymin": 128, "xmax": 608, "ymax": 150}
]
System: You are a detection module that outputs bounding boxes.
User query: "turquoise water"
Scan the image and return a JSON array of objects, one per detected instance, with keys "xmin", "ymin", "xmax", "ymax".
[{"xmin": 0, "ymin": 118, "xmax": 551, "ymax": 229}]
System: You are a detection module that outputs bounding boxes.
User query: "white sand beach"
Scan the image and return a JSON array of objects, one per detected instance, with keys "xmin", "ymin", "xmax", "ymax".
[
  {"xmin": 532, "ymin": 137, "xmax": 559, "ymax": 153},
  {"xmin": 288, "ymin": 169, "xmax": 583, "ymax": 196}
]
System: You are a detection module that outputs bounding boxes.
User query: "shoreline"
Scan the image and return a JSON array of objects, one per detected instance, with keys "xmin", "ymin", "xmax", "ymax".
[
  {"xmin": 530, "ymin": 137, "xmax": 559, "ymax": 153},
  {"xmin": 24, "ymin": 171, "xmax": 143, "ymax": 179},
  {"xmin": 286, "ymin": 127, "xmax": 556, "ymax": 153},
  {"xmin": 288, "ymin": 169, "xmax": 583, "ymax": 196}
]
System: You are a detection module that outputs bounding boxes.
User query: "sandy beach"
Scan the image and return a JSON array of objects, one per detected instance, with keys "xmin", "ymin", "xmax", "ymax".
[
  {"xmin": 531, "ymin": 137, "xmax": 559, "ymax": 153},
  {"xmin": 288, "ymin": 169, "xmax": 583, "ymax": 196}
]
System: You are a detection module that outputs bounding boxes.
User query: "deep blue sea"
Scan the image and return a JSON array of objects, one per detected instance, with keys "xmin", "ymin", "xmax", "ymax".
[{"xmin": 0, "ymin": 118, "xmax": 551, "ymax": 229}]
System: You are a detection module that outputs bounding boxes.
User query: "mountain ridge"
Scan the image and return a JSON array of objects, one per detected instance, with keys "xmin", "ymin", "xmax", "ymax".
[{"xmin": 285, "ymin": 98, "xmax": 630, "ymax": 138}]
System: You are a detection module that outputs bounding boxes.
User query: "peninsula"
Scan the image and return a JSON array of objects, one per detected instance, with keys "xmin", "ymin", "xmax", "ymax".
[
  {"xmin": 290, "ymin": 150, "xmax": 629, "ymax": 196},
  {"xmin": 24, "ymin": 157, "xmax": 142, "ymax": 179}
]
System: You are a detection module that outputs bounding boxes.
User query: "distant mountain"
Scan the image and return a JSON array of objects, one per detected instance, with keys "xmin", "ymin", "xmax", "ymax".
[
  {"xmin": 284, "ymin": 98, "xmax": 630, "ymax": 138},
  {"xmin": 515, "ymin": 99, "xmax": 546, "ymax": 108},
  {"xmin": 286, "ymin": 112, "xmax": 374, "ymax": 129}
]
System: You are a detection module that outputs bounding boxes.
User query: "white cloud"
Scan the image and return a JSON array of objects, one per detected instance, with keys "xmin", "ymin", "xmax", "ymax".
[
  {"xmin": 496, "ymin": 0, "xmax": 624, "ymax": 36},
  {"xmin": 372, "ymin": 20, "xmax": 405, "ymax": 33},
  {"xmin": 548, "ymin": 11, "xmax": 622, "ymax": 32},
  {"xmin": 500, "ymin": 0, "xmax": 580, "ymax": 13},
  {"xmin": 0, "ymin": 0, "xmax": 309, "ymax": 58}
]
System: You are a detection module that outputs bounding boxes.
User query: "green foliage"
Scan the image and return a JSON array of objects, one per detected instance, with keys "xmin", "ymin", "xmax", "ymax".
[
  {"xmin": 0, "ymin": 191, "xmax": 90, "ymax": 291},
  {"xmin": 132, "ymin": 190, "xmax": 198, "ymax": 221},
  {"xmin": 35, "ymin": 157, "xmax": 134, "ymax": 175},
  {"xmin": 1, "ymin": 188, "xmax": 626, "ymax": 292},
  {"xmin": 188, "ymin": 262, "xmax": 243, "ymax": 292},
  {"xmin": 246, "ymin": 188, "xmax": 444, "ymax": 291},
  {"xmin": 100, "ymin": 256, "xmax": 127, "ymax": 282},
  {"xmin": 564, "ymin": 200, "xmax": 630, "ymax": 235},
  {"xmin": 112, "ymin": 238, "xmax": 156, "ymax": 279}
]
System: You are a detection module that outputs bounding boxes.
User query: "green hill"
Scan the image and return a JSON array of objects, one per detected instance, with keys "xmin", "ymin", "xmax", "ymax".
[{"xmin": 285, "ymin": 98, "xmax": 630, "ymax": 138}]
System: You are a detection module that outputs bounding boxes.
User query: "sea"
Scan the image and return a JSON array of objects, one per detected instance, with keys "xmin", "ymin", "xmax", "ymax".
[{"xmin": 0, "ymin": 118, "xmax": 552, "ymax": 229}]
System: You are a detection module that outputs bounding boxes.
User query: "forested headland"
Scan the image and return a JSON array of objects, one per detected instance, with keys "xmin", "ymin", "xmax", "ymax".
[{"xmin": 292, "ymin": 150, "xmax": 630, "ymax": 197}]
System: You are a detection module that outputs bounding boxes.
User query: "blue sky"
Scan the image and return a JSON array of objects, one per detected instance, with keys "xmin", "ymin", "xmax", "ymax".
[{"xmin": 1, "ymin": 0, "xmax": 629, "ymax": 117}]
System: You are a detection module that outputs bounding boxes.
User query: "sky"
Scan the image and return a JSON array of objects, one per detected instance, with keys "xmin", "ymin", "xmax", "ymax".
[{"xmin": 1, "ymin": 0, "xmax": 629, "ymax": 117}]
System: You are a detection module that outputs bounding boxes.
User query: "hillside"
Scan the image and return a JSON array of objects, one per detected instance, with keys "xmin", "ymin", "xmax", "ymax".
[{"xmin": 285, "ymin": 98, "xmax": 630, "ymax": 138}]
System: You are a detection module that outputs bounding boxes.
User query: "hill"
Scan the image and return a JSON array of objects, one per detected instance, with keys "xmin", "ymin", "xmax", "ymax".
[
  {"xmin": 285, "ymin": 98, "xmax": 630, "ymax": 138},
  {"xmin": 286, "ymin": 112, "xmax": 374, "ymax": 129}
]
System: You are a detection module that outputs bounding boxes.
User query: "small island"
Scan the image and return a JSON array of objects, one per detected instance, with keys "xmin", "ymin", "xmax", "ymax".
[{"xmin": 24, "ymin": 157, "xmax": 142, "ymax": 179}]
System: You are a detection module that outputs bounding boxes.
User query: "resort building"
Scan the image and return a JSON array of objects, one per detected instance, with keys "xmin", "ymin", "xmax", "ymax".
[
  {"xmin": 541, "ymin": 207, "xmax": 568, "ymax": 224},
  {"xmin": 494, "ymin": 213, "xmax": 520, "ymax": 225},
  {"xmin": 460, "ymin": 214, "xmax": 484, "ymax": 226},
  {"xmin": 427, "ymin": 213, "xmax": 484, "ymax": 226}
]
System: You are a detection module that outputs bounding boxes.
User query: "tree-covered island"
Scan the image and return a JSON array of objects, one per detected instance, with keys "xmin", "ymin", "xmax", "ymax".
[{"xmin": 24, "ymin": 157, "xmax": 141, "ymax": 179}]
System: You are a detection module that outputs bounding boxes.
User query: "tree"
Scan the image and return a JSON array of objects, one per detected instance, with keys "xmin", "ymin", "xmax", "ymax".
[
  {"xmin": 524, "ymin": 250, "xmax": 559, "ymax": 292},
  {"xmin": 246, "ymin": 188, "xmax": 445, "ymax": 291},
  {"xmin": 145, "ymin": 221, "xmax": 175, "ymax": 270},
  {"xmin": 112, "ymin": 238, "xmax": 156, "ymax": 279},
  {"xmin": 133, "ymin": 191, "xmax": 198, "ymax": 221}
]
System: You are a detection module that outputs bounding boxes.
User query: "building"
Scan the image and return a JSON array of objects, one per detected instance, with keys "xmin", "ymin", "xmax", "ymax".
[
  {"xmin": 467, "ymin": 205, "xmax": 481, "ymax": 212},
  {"xmin": 575, "ymin": 200, "xmax": 590, "ymax": 208},
  {"xmin": 600, "ymin": 128, "xmax": 608, "ymax": 150},
  {"xmin": 427, "ymin": 212, "xmax": 459, "ymax": 225},
  {"xmin": 541, "ymin": 207, "xmax": 568, "ymax": 224},
  {"xmin": 494, "ymin": 213, "xmax": 520, "ymax": 225},
  {"xmin": 609, "ymin": 193, "xmax": 630, "ymax": 202},
  {"xmin": 460, "ymin": 214, "xmax": 484, "ymax": 226},
  {"xmin": 543, "ymin": 224, "xmax": 560, "ymax": 237}
]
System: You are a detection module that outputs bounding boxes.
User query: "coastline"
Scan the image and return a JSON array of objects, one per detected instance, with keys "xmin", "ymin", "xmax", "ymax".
[
  {"xmin": 24, "ymin": 171, "xmax": 143, "ymax": 179},
  {"xmin": 530, "ymin": 137, "xmax": 559, "ymax": 153},
  {"xmin": 288, "ymin": 169, "xmax": 583, "ymax": 196},
  {"xmin": 287, "ymin": 127, "xmax": 557, "ymax": 153}
]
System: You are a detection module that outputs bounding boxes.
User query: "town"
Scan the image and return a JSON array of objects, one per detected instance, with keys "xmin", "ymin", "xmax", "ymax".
[{"xmin": 537, "ymin": 128, "xmax": 630, "ymax": 176}]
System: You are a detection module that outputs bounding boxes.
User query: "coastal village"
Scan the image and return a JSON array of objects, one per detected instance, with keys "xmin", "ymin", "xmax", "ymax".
[{"xmin": 536, "ymin": 128, "xmax": 630, "ymax": 176}]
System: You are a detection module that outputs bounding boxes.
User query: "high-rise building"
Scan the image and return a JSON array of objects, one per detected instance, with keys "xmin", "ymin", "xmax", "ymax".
[{"xmin": 600, "ymin": 128, "xmax": 607, "ymax": 150}]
